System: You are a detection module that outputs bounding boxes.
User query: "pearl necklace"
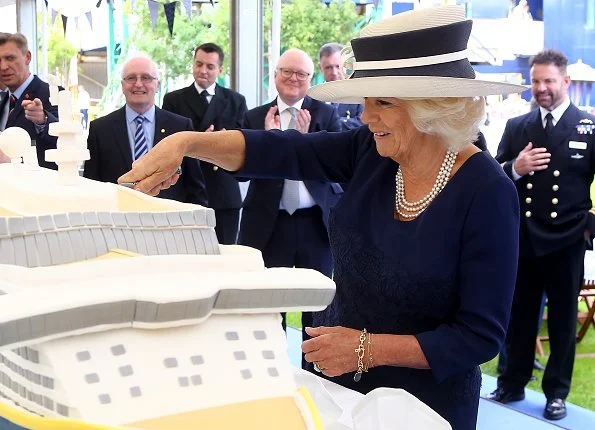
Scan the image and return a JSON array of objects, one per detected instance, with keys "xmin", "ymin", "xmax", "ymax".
[{"xmin": 395, "ymin": 150, "xmax": 458, "ymax": 219}]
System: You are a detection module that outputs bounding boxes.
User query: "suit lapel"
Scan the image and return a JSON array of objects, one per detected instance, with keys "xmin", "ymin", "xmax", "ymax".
[
  {"xmin": 153, "ymin": 108, "xmax": 168, "ymax": 145},
  {"xmin": 524, "ymin": 109, "xmax": 547, "ymax": 148},
  {"xmin": 198, "ymin": 84, "xmax": 225, "ymax": 131},
  {"xmin": 548, "ymin": 104, "xmax": 581, "ymax": 149},
  {"xmin": 181, "ymin": 84, "xmax": 208, "ymax": 129},
  {"xmin": 114, "ymin": 107, "xmax": 133, "ymax": 167}
]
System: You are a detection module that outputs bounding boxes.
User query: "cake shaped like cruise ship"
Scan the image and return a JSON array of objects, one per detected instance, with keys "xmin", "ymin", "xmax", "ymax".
[{"xmin": 0, "ymin": 112, "xmax": 334, "ymax": 429}]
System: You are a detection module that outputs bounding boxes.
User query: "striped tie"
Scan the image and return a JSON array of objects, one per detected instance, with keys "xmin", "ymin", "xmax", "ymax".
[
  {"xmin": 133, "ymin": 115, "xmax": 148, "ymax": 160},
  {"xmin": 7, "ymin": 94, "xmax": 16, "ymax": 119}
]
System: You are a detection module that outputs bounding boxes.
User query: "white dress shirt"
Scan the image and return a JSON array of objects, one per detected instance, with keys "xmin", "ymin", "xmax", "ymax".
[
  {"xmin": 276, "ymin": 97, "xmax": 316, "ymax": 210},
  {"xmin": 194, "ymin": 82, "xmax": 216, "ymax": 103}
]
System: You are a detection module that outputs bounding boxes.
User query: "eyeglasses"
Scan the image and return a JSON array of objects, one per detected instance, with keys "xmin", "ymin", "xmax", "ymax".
[
  {"xmin": 122, "ymin": 74, "xmax": 158, "ymax": 84},
  {"xmin": 277, "ymin": 68, "xmax": 311, "ymax": 81}
]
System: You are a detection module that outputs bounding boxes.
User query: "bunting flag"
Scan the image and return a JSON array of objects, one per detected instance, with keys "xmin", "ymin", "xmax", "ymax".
[
  {"xmin": 148, "ymin": 0, "xmax": 160, "ymax": 30},
  {"xmin": 50, "ymin": 9, "xmax": 57, "ymax": 24},
  {"xmin": 61, "ymin": 14, "xmax": 68, "ymax": 36},
  {"xmin": 164, "ymin": 1, "xmax": 177, "ymax": 37},
  {"xmin": 183, "ymin": 0, "xmax": 192, "ymax": 19},
  {"xmin": 43, "ymin": 0, "xmax": 48, "ymax": 8},
  {"xmin": 74, "ymin": 16, "xmax": 79, "ymax": 29},
  {"xmin": 85, "ymin": 11, "xmax": 93, "ymax": 30}
]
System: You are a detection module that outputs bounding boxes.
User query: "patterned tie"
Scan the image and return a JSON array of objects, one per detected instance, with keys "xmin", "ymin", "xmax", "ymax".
[
  {"xmin": 0, "ymin": 92, "xmax": 8, "ymax": 130},
  {"xmin": 544, "ymin": 112, "xmax": 554, "ymax": 135},
  {"xmin": 282, "ymin": 107, "xmax": 300, "ymax": 215},
  {"xmin": 7, "ymin": 94, "xmax": 17, "ymax": 119},
  {"xmin": 133, "ymin": 115, "xmax": 149, "ymax": 160}
]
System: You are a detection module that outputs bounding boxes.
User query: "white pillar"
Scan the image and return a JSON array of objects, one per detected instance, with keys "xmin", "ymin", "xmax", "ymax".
[
  {"xmin": 16, "ymin": 0, "xmax": 38, "ymax": 74},
  {"xmin": 230, "ymin": 0, "xmax": 263, "ymax": 109},
  {"xmin": 269, "ymin": 0, "xmax": 281, "ymax": 101}
]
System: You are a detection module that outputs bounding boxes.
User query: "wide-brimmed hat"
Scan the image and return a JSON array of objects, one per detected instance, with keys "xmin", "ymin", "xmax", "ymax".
[{"xmin": 307, "ymin": 5, "xmax": 528, "ymax": 104}]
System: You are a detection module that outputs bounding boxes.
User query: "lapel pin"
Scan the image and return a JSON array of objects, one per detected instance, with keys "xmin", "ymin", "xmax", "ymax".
[
  {"xmin": 160, "ymin": 128, "xmax": 165, "ymax": 133},
  {"xmin": 579, "ymin": 118, "xmax": 593, "ymax": 124}
]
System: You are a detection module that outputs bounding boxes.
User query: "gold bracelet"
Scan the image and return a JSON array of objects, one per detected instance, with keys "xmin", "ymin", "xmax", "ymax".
[
  {"xmin": 364, "ymin": 332, "xmax": 373, "ymax": 372},
  {"xmin": 354, "ymin": 328, "xmax": 367, "ymax": 382}
]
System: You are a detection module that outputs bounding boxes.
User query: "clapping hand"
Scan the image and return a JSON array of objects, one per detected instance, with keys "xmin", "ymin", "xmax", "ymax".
[{"xmin": 264, "ymin": 106, "xmax": 281, "ymax": 130}]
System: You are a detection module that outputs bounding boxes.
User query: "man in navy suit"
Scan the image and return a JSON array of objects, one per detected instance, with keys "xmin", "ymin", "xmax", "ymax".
[
  {"xmin": 0, "ymin": 32, "xmax": 58, "ymax": 168},
  {"xmin": 241, "ymin": 48, "xmax": 342, "ymax": 363},
  {"xmin": 488, "ymin": 49, "xmax": 595, "ymax": 421},
  {"xmin": 162, "ymin": 43, "xmax": 247, "ymax": 243},
  {"xmin": 84, "ymin": 55, "xmax": 207, "ymax": 206},
  {"xmin": 318, "ymin": 43, "xmax": 363, "ymax": 130}
]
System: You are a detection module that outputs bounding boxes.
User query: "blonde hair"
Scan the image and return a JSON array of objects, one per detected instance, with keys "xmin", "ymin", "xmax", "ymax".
[{"xmin": 403, "ymin": 97, "xmax": 486, "ymax": 151}]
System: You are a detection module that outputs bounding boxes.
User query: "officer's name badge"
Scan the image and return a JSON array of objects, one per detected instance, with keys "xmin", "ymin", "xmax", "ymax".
[
  {"xmin": 569, "ymin": 140, "xmax": 588, "ymax": 150},
  {"xmin": 577, "ymin": 119, "xmax": 595, "ymax": 135}
]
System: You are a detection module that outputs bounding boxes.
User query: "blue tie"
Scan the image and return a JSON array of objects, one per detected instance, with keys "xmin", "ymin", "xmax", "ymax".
[{"xmin": 133, "ymin": 115, "xmax": 148, "ymax": 160}]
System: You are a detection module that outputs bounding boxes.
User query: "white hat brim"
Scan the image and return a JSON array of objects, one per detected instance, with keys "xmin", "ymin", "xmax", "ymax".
[{"xmin": 307, "ymin": 76, "xmax": 529, "ymax": 104}]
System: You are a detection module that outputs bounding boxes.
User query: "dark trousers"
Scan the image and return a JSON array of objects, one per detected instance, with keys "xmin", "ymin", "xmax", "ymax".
[
  {"xmin": 261, "ymin": 207, "xmax": 333, "ymax": 369},
  {"xmin": 499, "ymin": 239, "xmax": 586, "ymax": 399},
  {"xmin": 214, "ymin": 208, "xmax": 240, "ymax": 245},
  {"xmin": 497, "ymin": 292, "xmax": 546, "ymax": 373}
]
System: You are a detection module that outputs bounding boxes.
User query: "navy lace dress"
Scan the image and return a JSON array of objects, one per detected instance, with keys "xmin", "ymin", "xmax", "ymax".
[{"xmin": 239, "ymin": 127, "xmax": 520, "ymax": 430}]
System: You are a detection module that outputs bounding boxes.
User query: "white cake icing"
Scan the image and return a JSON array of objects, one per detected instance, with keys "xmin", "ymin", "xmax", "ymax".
[
  {"xmin": 0, "ymin": 127, "xmax": 334, "ymax": 430},
  {"xmin": 0, "ymin": 164, "xmax": 118, "ymax": 215}
]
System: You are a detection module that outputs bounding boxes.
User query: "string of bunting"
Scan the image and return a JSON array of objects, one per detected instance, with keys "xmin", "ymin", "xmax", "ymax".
[
  {"xmin": 147, "ymin": 0, "xmax": 214, "ymax": 37},
  {"xmin": 43, "ymin": 0, "xmax": 215, "ymax": 37}
]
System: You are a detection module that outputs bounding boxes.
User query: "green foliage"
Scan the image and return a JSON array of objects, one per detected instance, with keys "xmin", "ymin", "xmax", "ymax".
[
  {"xmin": 46, "ymin": 23, "xmax": 77, "ymax": 81},
  {"xmin": 126, "ymin": 0, "xmax": 230, "ymax": 82},
  {"xmin": 265, "ymin": 0, "xmax": 361, "ymax": 65},
  {"xmin": 126, "ymin": 0, "xmax": 361, "ymax": 84}
]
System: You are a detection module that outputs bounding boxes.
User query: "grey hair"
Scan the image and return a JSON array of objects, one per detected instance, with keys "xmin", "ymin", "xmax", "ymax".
[
  {"xmin": 318, "ymin": 43, "xmax": 344, "ymax": 61},
  {"xmin": 402, "ymin": 97, "xmax": 486, "ymax": 151},
  {"xmin": 120, "ymin": 54, "xmax": 160, "ymax": 80}
]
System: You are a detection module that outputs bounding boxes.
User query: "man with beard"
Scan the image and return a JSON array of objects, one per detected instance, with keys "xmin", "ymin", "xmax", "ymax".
[{"xmin": 487, "ymin": 49, "xmax": 595, "ymax": 421}]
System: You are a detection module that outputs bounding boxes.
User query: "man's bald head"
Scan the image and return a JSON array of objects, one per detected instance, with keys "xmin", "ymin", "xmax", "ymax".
[{"xmin": 275, "ymin": 48, "xmax": 313, "ymax": 105}]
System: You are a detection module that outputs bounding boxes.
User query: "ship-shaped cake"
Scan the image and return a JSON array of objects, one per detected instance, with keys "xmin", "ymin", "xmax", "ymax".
[{"xmin": 0, "ymin": 89, "xmax": 334, "ymax": 430}]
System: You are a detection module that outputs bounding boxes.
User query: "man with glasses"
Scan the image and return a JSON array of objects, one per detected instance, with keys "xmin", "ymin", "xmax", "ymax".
[
  {"xmin": 84, "ymin": 55, "xmax": 207, "ymax": 205},
  {"xmin": 318, "ymin": 43, "xmax": 363, "ymax": 130},
  {"xmin": 0, "ymin": 32, "xmax": 59, "ymax": 168},
  {"xmin": 162, "ymin": 43, "xmax": 247, "ymax": 244},
  {"xmin": 240, "ymin": 48, "xmax": 342, "ymax": 368}
]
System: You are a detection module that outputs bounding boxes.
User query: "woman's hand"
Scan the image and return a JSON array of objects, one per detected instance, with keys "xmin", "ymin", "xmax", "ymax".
[
  {"xmin": 118, "ymin": 131, "xmax": 189, "ymax": 195},
  {"xmin": 302, "ymin": 326, "xmax": 363, "ymax": 377}
]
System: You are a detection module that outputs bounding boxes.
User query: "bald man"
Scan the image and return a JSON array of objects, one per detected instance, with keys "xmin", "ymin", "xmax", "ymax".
[
  {"xmin": 84, "ymin": 55, "xmax": 207, "ymax": 206},
  {"xmin": 240, "ymin": 49, "xmax": 342, "ymax": 366}
]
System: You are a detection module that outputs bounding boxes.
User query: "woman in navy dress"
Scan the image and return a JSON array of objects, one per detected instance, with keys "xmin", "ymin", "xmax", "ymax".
[{"xmin": 120, "ymin": 5, "xmax": 526, "ymax": 429}]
